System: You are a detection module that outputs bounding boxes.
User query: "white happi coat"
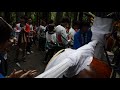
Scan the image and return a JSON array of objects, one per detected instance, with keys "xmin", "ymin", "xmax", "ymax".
[
  {"xmin": 35, "ymin": 16, "xmax": 113, "ymax": 78},
  {"xmin": 46, "ymin": 31, "xmax": 57, "ymax": 49},
  {"xmin": 91, "ymin": 17, "xmax": 113, "ymax": 60},
  {"xmin": 55, "ymin": 25, "xmax": 68, "ymax": 46},
  {"xmin": 38, "ymin": 25, "xmax": 46, "ymax": 38},
  {"xmin": 69, "ymin": 27, "xmax": 77, "ymax": 46},
  {"xmin": 15, "ymin": 23, "xmax": 22, "ymax": 41}
]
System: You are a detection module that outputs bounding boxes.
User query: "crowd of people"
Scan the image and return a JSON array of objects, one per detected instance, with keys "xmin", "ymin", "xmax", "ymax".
[
  {"xmin": 0, "ymin": 15, "xmax": 94, "ymax": 78},
  {"xmin": 1, "ymin": 12, "xmax": 120, "ymax": 78}
]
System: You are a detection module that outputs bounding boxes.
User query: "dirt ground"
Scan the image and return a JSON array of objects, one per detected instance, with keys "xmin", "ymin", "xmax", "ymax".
[{"xmin": 7, "ymin": 43, "xmax": 46, "ymax": 76}]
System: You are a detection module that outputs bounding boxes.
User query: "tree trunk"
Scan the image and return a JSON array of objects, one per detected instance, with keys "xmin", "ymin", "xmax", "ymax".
[
  {"xmin": 73, "ymin": 12, "xmax": 78, "ymax": 21},
  {"xmin": 78, "ymin": 12, "xmax": 83, "ymax": 22},
  {"xmin": 4, "ymin": 12, "xmax": 11, "ymax": 23},
  {"xmin": 42, "ymin": 12, "xmax": 50, "ymax": 23},
  {"xmin": 36, "ymin": 12, "xmax": 40, "ymax": 26},
  {"xmin": 55, "ymin": 12, "xmax": 63, "ymax": 25},
  {"xmin": 49, "ymin": 12, "xmax": 51, "ymax": 21},
  {"xmin": 16, "ymin": 12, "xmax": 25, "ymax": 23}
]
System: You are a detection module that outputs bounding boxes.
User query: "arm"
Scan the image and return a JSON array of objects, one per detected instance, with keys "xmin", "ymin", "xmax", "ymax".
[{"xmin": 61, "ymin": 29, "xmax": 68, "ymax": 45}]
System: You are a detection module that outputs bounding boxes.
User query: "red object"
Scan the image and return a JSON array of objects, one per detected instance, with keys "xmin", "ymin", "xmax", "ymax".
[
  {"xmin": 57, "ymin": 34, "xmax": 62, "ymax": 43},
  {"xmin": 72, "ymin": 57, "xmax": 112, "ymax": 78},
  {"xmin": 16, "ymin": 24, "xmax": 19, "ymax": 31},
  {"xmin": 25, "ymin": 23, "xmax": 30, "ymax": 33}
]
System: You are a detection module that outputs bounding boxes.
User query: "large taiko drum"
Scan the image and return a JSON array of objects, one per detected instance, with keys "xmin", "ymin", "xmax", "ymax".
[{"xmin": 72, "ymin": 57, "xmax": 113, "ymax": 78}]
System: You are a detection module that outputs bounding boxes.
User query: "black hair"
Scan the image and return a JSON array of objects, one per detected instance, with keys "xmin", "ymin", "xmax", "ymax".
[
  {"xmin": 79, "ymin": 21, "xmax": 90, "ymax": 29},
  {"xmin": 0, "ymin": 17, "xmax": 12, "ymax": 44},
  {"xmin": 20, "ymin": 16, "xmax": 25, "ymax": 20},
  {"xmin": 22, "ymin": 15, "xmax": 28, "ymax": 23},
  {"xmin": 47, "ymin": 24, "xmax": 55, "ymax": 32},
  {"xmin": 72, "ymin": 20, "xmax": 80, "ymax": 27},
  {"xmin": 48, "ymin": 19, "xmax": 54, "ymax": 24}
]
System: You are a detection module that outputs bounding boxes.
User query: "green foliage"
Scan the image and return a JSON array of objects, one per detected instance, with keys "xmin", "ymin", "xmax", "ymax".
[
  {"xmin": 51, "ymin": 12, "xmax": 56, "ymax": 22},
  {"xmin": 10, "ymin": 12, "xmax": 16, "ymax": 25},
  {"xmin": 82, "ymin": 13, "xmax": 88, "ymax": 21},
  {"xmin": 4, "ymin": 12, "xmax": 88, "ymax": 26}
]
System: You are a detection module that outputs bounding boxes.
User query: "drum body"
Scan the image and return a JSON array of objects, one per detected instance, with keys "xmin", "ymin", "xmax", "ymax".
[{"xmin": 72, "ymin": 57, "xmax": 112, "ymax": 78}]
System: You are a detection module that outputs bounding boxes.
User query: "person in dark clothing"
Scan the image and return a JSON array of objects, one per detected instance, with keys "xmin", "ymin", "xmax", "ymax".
[
  {"xmin": 0, "ymin": 17, "xmax": 12, "ymax": 76},
  {"xmin": 73, "ymin": 21, "xmax": 92, "ymax": 49}
]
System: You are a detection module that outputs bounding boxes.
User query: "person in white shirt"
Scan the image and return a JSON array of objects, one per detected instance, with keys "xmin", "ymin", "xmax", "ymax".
[
  {"xmin": 14, "ymin": 16, "xmax": 27, "ymax": 62},
  {"xmin": 55, "ymin": 17, "xmax": 70, "ymax": 50},
  {"xmin": 38, "ymin": 20, "xmax": 46, "ymax": 51},
  {"xmin": 69, "ymin": 20, "xmax": 80, "ymax": 48},
  {"xmin": 29, "ymin": 19, "xmax": 34, "ymax": 54},
  {"xmin": 43, "ymin": 24, "xmax": 57, "ymax": 64},
  {"xmin": 15, "ymin": 22, "xmax": 22, "ymax": 43}
]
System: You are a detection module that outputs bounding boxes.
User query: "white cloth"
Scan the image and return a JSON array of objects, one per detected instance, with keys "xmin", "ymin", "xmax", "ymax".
[
  {"xmin": 16, "ymin": 23, "xmax": 21, "ymax": 32},
  {"xmin": 38, "ymin": 25, "xmax": 46, "ymax": 38},
  {"xmin": 46, "ymin": 32, "xmax": 56, "ymax": 44},
  {"xmin": 15, "ymin": 23, "xmax": 22, "ymax": 41},
  {"xmin": 91, "ymin": 16, "xmax": 113, "ymax": 60},
  {"xmin": 69, "ymin": 27, "xmax": 76, "ymax": 45},
  {"xmin": 30, "ymin": 24, "xmax": 33, "ymax": 31},
  {"xmin": 55, "ymin": 25, "xmax": 68, "ymax": 45},
  {"xmin": 35, "ymin": 40, "xmax": 98, "ymax": 78}
]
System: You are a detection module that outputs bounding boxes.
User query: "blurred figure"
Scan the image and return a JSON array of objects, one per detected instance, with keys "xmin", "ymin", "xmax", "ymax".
[
  {"xmin": 38, "ymin": 19, "xmax": 46, "ymax": 51},
  {"xmin": 45, "ymin": 19, "xmax": 54, "ymax": 32},
  {"xmin": 14, "ymin": 16, "xmax": 27, "ymax": 62},
  {"xmin": 69, "ymin": 20, "xmax": 80, "ymax": 48},
  {"xmin": 55, "ymin": 17, "xmax": 70, "ymax": 51},
  {"xmin": 44, "ymin": 24, "xmax": 57, "ymax": 64},
  {"xmin": 73, "ymin": 21, "xmax": 92, "ymax": 49},
  {"xmin": 33, "ymin": 23, "xmax": 38, "ymax": 46},
  {"xmin": 15, "ymin": 19, "xmax": 22, "ymax": 44},
  {"xmin": 29, "ymin": 17, "xmax": 34, "ymax": 54},
  {"xmin": 25, "ymin": 17, "xmax": 34, "ymax": 55}
]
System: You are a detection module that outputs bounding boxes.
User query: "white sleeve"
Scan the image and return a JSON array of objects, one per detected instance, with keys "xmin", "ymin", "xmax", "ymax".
[
  {"xmin": 51, "ymin": 34, "xmax": 56, "ymax": 43},
  {"xmin": 35, "ymin": 40, "xmax": 98, "ymax": 78},
  {"xmin": 61, "ymin": 29, "xmax": 68, "ymax": 45}
]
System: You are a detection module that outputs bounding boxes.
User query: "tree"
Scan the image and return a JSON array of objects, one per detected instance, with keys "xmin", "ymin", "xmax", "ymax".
[
  {"xmin": 4, "ymin": 12, "xmax": 11, "ymax": 23},
  {"xmin": 55, "ymin": 12, "xmax": 63, "ymax": 25},
  {"xmin": 16, "ymin": 12, "xmax": 25, "ymax": 22},
  {"xmin": 42, "ymin": 12, "xmax": 50, "ymax": 23},
  {"xmin": 78, "ymin": 12, "xmax": 83, "ymax": 22},
  {"xmin": 73, "ymin": 12, "xmax": 78, "ymax": 21}
]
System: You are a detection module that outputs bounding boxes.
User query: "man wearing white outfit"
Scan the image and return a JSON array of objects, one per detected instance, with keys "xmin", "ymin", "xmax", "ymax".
[
  {"xmin": 44, "ymin": 24, "xmax": 57, "ymax": 64},
  {"xmin": 15, "ymin": 22, "xmax": 22, "ymax": 43}
]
